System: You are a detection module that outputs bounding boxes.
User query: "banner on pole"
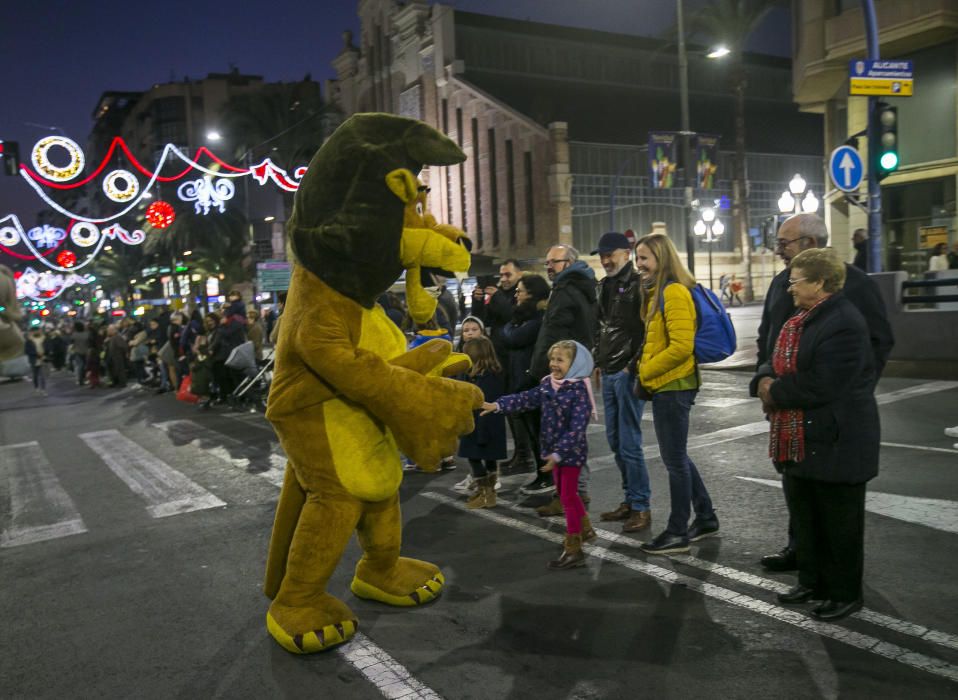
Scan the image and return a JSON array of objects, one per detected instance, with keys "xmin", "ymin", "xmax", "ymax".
[
  {"xmin": 648, "ymin": 132, "xmax": 678, "ymax": 189},
  {"xmin": 694, "ymin": 134, "xmax": 720, "ymax": 189}
]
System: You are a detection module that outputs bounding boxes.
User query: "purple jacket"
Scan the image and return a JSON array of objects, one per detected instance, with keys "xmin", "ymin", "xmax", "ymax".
[{"xmin": 496, "ymin": 377, "xmax": 591, "ymax": 467}]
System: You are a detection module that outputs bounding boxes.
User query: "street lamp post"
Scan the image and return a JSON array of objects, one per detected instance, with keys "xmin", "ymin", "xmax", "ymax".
[
  {"xmin": 777, "ymin": 173, "xmax": 820, "ymax": 216},
  {"xmin": 693, "ymin": 205, "xmax": 725, "ymax": 289},
  {"xmin": 676, "ymin": 0, "xmax": 695, "ymax": 274}
]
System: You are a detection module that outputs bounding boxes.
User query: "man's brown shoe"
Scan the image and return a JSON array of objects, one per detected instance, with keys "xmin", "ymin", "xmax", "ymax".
[
  {"xmin": 600, "ymin": 502, "xmax": 630, "ymax": 521},
  {"xmin": 622, "ymin": 509, "xmax": 651, "ymax": 533}
]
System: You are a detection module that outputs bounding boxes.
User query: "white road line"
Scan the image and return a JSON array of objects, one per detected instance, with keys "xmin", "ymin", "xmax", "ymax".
[
  {"xmin": 153, "ymin": 419, "xmax": 286, "ymax": 487},
  {"xmin": 0, "ymin": 441, "xmax": 87, "ymax": 548},
  {"xmin": 875, "ymin": 381, "xmax": 958, "ymax": 405},
  {"xmin": 737, "ymin": 476, "xmax": 958, "ymax": 535},
  {"xmin": 79, "ymin": 430, "xmax": 225, "ymax": 518},
  {"xmin": 881, "ymin": 442, "xmax": 958, "ymax": 455},
  {"xmin": 338, "ymin": 632, "xmax": 442, "ymax": 700},
  {"xmin": 424, "ymin": 491, "xmax": 958, "ymax": 684}
]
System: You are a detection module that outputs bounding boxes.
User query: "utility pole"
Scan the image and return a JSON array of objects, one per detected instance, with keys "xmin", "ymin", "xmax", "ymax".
[
  {"xmin": 677, "ymin": 0, "xmax": 696, "ymax": 274},
  {"xmin": 862, "ymin": 0, "xmax": 883, "ymax": 272}
]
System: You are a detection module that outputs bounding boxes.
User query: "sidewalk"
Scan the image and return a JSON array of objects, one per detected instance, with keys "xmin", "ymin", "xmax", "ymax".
[{"xmin": 702, "ymin": 303, "xmax": 762, "ymax": 372}]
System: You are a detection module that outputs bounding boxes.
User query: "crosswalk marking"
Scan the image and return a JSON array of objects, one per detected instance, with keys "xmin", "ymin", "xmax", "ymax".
[
  {"xmin": 1, "ymin": 441, "xmax": 88, "ymax": 548},
  {"xmin": 79, "ymin": 430, "xmax": 226, "ymax": 518},
  {"xmin": 738, "ymin": 476, "xmax": 958, "ymax": 535},
  {"xmin": 153, "ymin": 419, "xmax": 286, "ymax": 487}
]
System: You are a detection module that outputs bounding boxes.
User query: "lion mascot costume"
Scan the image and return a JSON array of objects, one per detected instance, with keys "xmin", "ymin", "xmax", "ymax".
[{"xmin": 263, "ymin": 113, "xmax": 484, "ymax": 654}]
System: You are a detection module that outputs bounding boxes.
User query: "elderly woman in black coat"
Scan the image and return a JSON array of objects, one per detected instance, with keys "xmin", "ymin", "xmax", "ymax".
[{"xmin": 752, "ymin": 248, "xmax": 879, "ymax": 622}]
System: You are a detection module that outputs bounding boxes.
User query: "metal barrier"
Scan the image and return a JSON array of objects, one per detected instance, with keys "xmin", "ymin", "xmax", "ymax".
[{"xmin": 901, "ymin": 277, "xmax": 958, "ymax": 305}]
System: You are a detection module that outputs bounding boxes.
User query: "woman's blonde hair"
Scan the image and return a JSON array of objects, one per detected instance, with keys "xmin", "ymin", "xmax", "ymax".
[
  {"xmin": 634, "ymin": 232, "xmax": 696, "ymax": 321},
  {"xmin": 463, "ymin": 336, "xmax": 502, "ymax": 377}
]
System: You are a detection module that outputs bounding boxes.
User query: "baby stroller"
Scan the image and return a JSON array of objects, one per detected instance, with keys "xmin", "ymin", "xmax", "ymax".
[{"xmin": 229, "ymin": 343, "xmax": 273, "ymax": 412}]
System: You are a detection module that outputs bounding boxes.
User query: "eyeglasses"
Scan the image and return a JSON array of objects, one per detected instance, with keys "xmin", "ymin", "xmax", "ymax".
[
  {"xmin": 775, "ymin": 236, "xmax": 809, "ymax": 249},
  {"xmin": 545, "ymin": 258, "xmax": 569, "ymax": 266},
  {"xmin": 787, "ymin": 277, "xmax": 807, "ymax": 287}
]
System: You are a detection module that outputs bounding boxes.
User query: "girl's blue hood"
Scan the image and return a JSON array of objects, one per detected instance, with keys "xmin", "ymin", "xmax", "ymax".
[{"xmin": 566, "ymin": 340, "xmax": 594, "ymax": 380}]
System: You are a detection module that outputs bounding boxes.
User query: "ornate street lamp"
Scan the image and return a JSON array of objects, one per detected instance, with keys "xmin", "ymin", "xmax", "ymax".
[
  {"xmin": 694, "ymin": 206, "xmax": 725, "ymax": 289},
  {"xmin": 778, "ymin": 173, "xmax": 819, "ymax": 215}
]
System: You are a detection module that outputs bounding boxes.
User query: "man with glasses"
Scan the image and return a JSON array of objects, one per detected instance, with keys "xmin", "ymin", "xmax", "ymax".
[
  {"xmin": 752, "ymin": 213, "xmax": 894, "ymax": 572},
  {"xmin": 521, "ymin": 244, "xmax": 597, "ymax": 496}
]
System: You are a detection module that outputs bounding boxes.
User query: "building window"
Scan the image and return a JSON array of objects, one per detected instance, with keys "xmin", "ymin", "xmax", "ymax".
[
  {"xmin": 457, "ymin": 108, "xmax": 467, "ymax": 233},
  {"xmin": 488, "ymin": 127, "xmax": 499, "ymax": 248},
  {"xmin": 506, "ymin": 139, "xmax": 517, "ymax": 246},
  {"xmin": 524, "ymin": 150, "xmax": 535, "ymax": 244},
  {"xmin": 472, "ymin": 117, "xmax": 483, "ymax": 248}
]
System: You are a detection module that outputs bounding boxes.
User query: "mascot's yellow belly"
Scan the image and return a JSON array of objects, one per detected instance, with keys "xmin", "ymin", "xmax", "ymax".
[{"xmin": 324, "ymin": 305, "xmax": 407, "ymax": 501}]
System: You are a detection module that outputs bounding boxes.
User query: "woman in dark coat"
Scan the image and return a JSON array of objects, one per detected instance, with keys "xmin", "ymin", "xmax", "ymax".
[
  {"xmin": 752, "ymin": 248, "xmax": 879, "ymax": 622},
  {"xmin": 499, "ymin": 274, "xmax": 550, "ymax": 479}
]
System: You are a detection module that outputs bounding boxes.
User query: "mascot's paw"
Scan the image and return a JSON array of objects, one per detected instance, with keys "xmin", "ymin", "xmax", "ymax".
[
  {"xmin": 351, "ymin": 557, "xmax": 445, "ymax": 607},
  {"xmin": 438, "ymin": 352, "xmax": 471, "ymax": 378},
  {"xmin": 266, "ymin": 598, "xmax": 358, "ymax": 654}
]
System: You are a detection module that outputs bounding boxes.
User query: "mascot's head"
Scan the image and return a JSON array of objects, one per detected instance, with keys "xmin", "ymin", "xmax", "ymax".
[{"xmin": 288, "ymin": 113, "xmax": 466, "ymax": 308}]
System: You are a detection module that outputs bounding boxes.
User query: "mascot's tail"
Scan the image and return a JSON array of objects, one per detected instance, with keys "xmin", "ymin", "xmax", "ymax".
[{"xmin": 263, "ymin": 465, "xmax": 306, "ymax": 599}]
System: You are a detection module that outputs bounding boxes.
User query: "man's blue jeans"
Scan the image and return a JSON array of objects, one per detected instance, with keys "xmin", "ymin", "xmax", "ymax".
[
  {"xmin": 651, "ymin": 389, "xmax": 715, "ymax": 536},
  {"xmin": 602, "ymin": 370, "xmax": 650, "ymax": 511}
]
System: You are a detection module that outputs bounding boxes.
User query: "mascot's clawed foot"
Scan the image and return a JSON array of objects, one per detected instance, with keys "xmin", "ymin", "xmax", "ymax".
[
  {"xmin": 266, "ymin": 594, "xmax": 358, "ymax": 654},
  {"xmin": 351, "ymin": 556, "xmax": 445, "ymax": 607}
]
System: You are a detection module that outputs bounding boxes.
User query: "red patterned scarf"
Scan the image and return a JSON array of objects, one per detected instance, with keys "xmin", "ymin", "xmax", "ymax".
[{"xmin": 768, "ymin": 297, "xmax": 828, "ymax": 463}]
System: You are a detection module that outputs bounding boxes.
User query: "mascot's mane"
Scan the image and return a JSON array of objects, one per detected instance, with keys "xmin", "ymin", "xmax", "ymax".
[{"xmin": 288, "ymin": 113, "xmax": 464, "ymax": 308}]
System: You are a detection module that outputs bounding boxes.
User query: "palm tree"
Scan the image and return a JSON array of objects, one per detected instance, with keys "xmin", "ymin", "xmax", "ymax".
[
  {"xmin": 142, "ymin": 207, "xmax": 249, "ymax": 293},
  {"xmin": 92, "ymin": 245, "xmax": 149, "ymax": 310},
  {"xmin": 682, "ymin": 0, "xmax": 783, "ymax": 301},
  {"xmin": 219, "ymin": 79, "xmax": 336, "ymax": 172}
]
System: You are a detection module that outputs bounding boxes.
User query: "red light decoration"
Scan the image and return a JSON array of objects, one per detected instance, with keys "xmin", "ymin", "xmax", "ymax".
[
  {"xmin": 56, "ymin": 250, "xmax": 77, "ymax": 268},
  {"xmin": 146, "ymin": 200, "xmax": 176, "ymax": 229}
]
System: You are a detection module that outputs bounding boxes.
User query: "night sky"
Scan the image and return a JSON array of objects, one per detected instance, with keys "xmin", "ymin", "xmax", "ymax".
[{"xmin": 0, "ymin": 0, "xmax": 788, "ymax": 229}]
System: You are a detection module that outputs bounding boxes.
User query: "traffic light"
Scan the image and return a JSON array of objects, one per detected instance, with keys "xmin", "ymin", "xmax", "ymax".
[
  {"xmin": 872, "ymin": 102, "xmax": 899, "ymax": 181},
  {"xmin": 0, "ymin": 140, "xmax": 20, "ymax": 176}
]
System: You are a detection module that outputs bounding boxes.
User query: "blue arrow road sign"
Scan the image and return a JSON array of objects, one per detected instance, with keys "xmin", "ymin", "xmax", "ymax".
[{"xmin": 829, "ymin": 145, "xmax": 864, "ymax": 192}]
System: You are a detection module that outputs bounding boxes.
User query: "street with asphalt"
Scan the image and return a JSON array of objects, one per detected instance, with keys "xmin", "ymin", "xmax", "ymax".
[{"xmin": 2, "ymin": 309, "xmax": 957, "ymax": 698}]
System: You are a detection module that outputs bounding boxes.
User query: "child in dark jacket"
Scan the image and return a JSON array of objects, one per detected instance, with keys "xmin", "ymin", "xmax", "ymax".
[
  {"xmin": 457, "ymin": 336, "xmax": 507, "ymax": 509},
  {"xmin": 482, "ymin": 340, "xmax": 596, "ymax": 570}
]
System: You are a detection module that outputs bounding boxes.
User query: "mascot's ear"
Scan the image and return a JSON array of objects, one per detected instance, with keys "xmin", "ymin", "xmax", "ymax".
[{"xmin": 385, "ymin": 168, "xmax": 420, "ymax": 204}]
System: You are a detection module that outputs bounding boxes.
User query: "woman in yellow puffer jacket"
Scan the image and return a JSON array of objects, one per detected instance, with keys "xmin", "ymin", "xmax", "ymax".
[{"xmin": 634, "ymin": 232, "xmax": 718, "ymax": 555}]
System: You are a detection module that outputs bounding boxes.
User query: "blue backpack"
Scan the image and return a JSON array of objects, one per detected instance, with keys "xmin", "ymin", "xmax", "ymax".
[{"xmin": 659, "ymin": 282, "xmax": 737, "ymax": 364}]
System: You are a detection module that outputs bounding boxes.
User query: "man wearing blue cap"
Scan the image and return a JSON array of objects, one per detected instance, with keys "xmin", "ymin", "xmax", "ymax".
[{"xmin": 592, "ymin": 232, "xmax": 652, "ymax": 533}]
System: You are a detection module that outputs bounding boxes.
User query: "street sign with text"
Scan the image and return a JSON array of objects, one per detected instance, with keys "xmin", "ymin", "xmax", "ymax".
[
  {"xmin": 849, "ymin": 59, "xmax": 913, "ymax": 96},
  {"xmin": 828, "ymin": 145, "xmax": 864, "ymax": 192},
  {"xmin": 256, "ymin": 260, "xmax": 291, "ymax": 292}
]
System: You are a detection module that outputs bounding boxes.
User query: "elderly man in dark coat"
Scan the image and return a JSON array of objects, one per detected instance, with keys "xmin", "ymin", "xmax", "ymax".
[
  {"xmin": 753, "ymin": 214, "xmax": 893, "ymax": 573},
  {"xmin": 523, "ymin": 245, "xmax": 597, "ymax": 497}
]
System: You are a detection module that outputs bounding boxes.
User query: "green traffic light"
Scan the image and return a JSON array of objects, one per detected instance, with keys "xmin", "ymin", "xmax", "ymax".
[{"xmin": 880, "ymin": 151, "xmax": 899, "ymax": 171}]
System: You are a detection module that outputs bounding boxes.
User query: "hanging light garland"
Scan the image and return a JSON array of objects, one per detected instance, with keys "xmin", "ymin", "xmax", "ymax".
[
  {"xmin": 15, "ymin": 266, "xmax": 95, "ymax": 301},
  {"xmin": 16, "ymin": 135, "xmax": 308, "ymax": 224},
  {"xmin": 0, "ymin": 214, "xmax": 145, "ymax": 272}
]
